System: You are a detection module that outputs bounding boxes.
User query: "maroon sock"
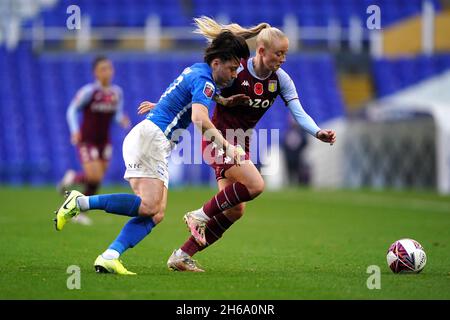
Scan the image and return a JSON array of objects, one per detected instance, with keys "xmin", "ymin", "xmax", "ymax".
[
  {"xmin": 181, "ymin": 237, "xmax": 203, "ymax": 257},
  {"xmin": 74, "ymin": 172, "xmax": 86, "ymax": 184},
  {"xmin": 84, "ymin": 182, "xmax": 100, "ymax": 196},
  {"xmin": 202, "ymin": 182, "xmax": 251, "ymax": 218},
  {"xmin": 201, "ymin": 213, "xmax": 234, "ymax": 248},
  {"xmin": 181, "ymin": 213, "xmax": 234, "ymax": 256}
]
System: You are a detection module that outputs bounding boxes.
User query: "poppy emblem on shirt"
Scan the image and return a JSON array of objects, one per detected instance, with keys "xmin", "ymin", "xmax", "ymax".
[
  {"xmin": 103, "ymin": 94, "xmax": 113, "ymax": 103},
  {"xmin": 203, "ymin": 82, "xmax": 215, "ymax": 98},
  {"xmin": 268, "ymin": 80, "xmax": 277, "ymax": 93},
  {"xmin": 254, "ymin": 82, "xmax": 263, "ymax": 95}
]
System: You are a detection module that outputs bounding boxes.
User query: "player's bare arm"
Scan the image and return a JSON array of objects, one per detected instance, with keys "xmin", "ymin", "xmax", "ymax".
[
  {"xmin": 137, "ymin": 100, "xmax": 156, "ymax": 115},
  {"xmin": 71, "ymin": 131, "xmax": 81, "ymax": 145},
  {"xmin": 137, "ymin": 93, "xmax": 251, "ymax": 115},
  {"xmin": 191, "ymin": 103, "xmax": 242, "ymax": 165},
  {"xmin": 120, "ymin": 115, "xmax": 131, "ymax": 129},
  {"xmin": 213, "ymin": 93, "xmax": 250, "ymax": 107}
]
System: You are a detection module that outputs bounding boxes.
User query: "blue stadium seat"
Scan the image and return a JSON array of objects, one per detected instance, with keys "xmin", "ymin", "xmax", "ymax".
[
  {"xmin": 372, "ymin": 54, "xmax": 450, "ymax": 97},
  {"xmin": 20, "ymin": 0, "xmax": 442, "ymax": 33}
]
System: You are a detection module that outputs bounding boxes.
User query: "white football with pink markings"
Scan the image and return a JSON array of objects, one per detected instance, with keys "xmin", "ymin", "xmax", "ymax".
[{"xmin": 386, "ymin": 238, "xmax": 427, "ymax": 273}]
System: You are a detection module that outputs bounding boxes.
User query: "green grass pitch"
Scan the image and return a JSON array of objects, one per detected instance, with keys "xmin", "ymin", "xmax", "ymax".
[{"xmin": 0, "ymin": 186, "xmax": 449, "ymax": 299}]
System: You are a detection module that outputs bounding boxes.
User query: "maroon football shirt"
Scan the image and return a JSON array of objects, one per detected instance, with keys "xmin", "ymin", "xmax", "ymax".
[
  {"xmin": 211, "ymin": 58, "xmax": 298, "ymax": 151},
  {"xmin": 68, "ymin": 83, "xmax": 123, "ymax": 145}
]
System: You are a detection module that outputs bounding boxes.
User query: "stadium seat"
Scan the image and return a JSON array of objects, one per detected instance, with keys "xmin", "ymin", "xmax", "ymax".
[{"xmin": 372, "ymin": 54, "xmax": 450, "ymax": 97}]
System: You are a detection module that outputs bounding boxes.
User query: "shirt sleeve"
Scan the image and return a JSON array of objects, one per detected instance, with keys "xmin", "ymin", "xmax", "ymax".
[
  {"xmin": 277, "ymin": 68, "xmax": 299, "ymax": 105},
  {"xmin": 114, "ymin": 86, "xmax": 124, "ymax": 123},
  {"xmin": 66, "ymin": 84, "xmax": 93, "ymax": 134},
  {"xmin": 287, "ymin": 99, "xmax": 321, "ymax": 137},
  {"xmin": 191, "ymin": 76, "xmax": 216, "ymax": 109},
  {"xmin": 277, "ymin": 68, "xmax": 320, "ymax": 136}
]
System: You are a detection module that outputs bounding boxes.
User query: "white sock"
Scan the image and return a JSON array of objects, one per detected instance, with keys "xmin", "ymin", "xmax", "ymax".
[
  {"xmin": 193, "ymin": 208, "xmax": 209, "ymax": 221},
  {"xmin": 175, "ymin": 249, "xmax": 188, "ymax": 257},
  {"xmin": 102, "ymin": 249, "xmax": 120, "ymax": 260},
  {"xmin": 77, "ymin": 196, "xmax": 90, "ymax": 212}
]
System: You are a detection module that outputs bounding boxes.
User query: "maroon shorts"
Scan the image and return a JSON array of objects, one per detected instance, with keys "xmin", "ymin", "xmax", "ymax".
[
  {"xmin": 77, "ymin": 142, "xmax": 112, "ymax": 163},
  {"xmin": 202, "ymin": 139, "xmax": 250, "ymax": 181}
]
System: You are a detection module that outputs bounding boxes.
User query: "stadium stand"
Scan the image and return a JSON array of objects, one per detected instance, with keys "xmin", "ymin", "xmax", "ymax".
[
  {"xmin": 372, "ymin": 54, "xmax": 450, "ymax": 96},
  {"xmin": 1, "ymin": 0, "xmax": 445, "ymax": 186},
  {"xmin": 0, "ymin": 43, "xmax": 345, "ymax": 185},
  {"xmin": 32, "ymin": 0, "xmax": 441, "ymax": 28}
]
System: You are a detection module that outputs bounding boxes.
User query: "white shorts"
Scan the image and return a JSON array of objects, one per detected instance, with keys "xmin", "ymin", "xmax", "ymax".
[{"xmin": 123, "ymin": 120, "xmax": 173, "ymax": 188}]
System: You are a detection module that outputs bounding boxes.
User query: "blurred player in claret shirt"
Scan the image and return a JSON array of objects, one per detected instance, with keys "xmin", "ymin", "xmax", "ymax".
[
  {"xmin": 139, "ymin": 17, "xmax": 336, "ymax": 271},
  {"xmin": 58, "ymin": 56, "xmax": 130, "ymax": 225}
]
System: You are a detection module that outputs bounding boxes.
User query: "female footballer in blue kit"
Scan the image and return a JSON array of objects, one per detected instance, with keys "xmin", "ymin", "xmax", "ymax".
[{"xmin": 53, "ymin": 31, "xmax": 251, "ymax": 275}]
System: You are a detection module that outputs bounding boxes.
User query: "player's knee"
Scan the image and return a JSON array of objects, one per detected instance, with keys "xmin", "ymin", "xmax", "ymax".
[
  {"xmin": 152, "ymin": 211, "xmax": 165, "ymax": 225},
  {"xmin": 247, "ymin": 179, "xmax": 265, "ymax": 199},
  {"xmin": 138, "ymin": 200, "xmax": 161, "ymax": 217},
  {"xmin": 83, "ymin": 182, "xmax": 100, "ymax": 196}
]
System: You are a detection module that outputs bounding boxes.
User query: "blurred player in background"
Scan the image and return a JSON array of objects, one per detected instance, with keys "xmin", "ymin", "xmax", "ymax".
[
  {"xmin": 58, "ymin": 56, "xmax": 130, "ymax": 225},
  {"xmin": 53, "ymin": 31, "xmax": 250, "ymax": 275},
  {"xmin": 139, "ymin": 17, "xmax": 336, "ymax": 272}
]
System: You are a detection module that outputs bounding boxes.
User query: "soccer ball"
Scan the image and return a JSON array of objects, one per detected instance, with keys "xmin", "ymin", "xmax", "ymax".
[{"xmin": 386, "ymin": 238, "xmax": 427, "ymax": 273}]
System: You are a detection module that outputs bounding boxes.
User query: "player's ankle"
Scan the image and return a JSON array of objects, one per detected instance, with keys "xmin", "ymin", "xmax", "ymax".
[
  {"xmin": 77, "ymin": 196, "xmax": 90, "ymax": 211},
  {"xmin": 194, "ymin": 208, "xmax": 209, "ymax": 221},
  {"xmin": 102, "ymin": 249, "xmax": 120, "ymax": 260},
  {"xmin": 175, "ymin": 249, "xmax": 188, "ymax": 257}
]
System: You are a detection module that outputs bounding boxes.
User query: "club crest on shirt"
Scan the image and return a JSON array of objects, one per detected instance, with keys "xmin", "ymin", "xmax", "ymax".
[
  {"xmin": 268, "ymin": 80, "xmax": 277, "ymax": 93},
  {"xmin": 203, "ymin": 82, "xmax": 215, "ymax": 98},
  {"xmin": 254, "ymin": 82, "xmax": 263, "ymax": 95},
  {"xmin": 110, "ymin": 94, "xmax": 117, "ymax": 103}
]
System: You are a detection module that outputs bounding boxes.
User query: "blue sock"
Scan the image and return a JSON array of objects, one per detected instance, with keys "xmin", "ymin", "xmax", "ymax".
[
  {"xmin": 108, "ymin": 217, "xmax": 156, "ymax": 255},
  {"xmin": 88, "ymin": 194, "xmax": 141, "ymax": 217}
]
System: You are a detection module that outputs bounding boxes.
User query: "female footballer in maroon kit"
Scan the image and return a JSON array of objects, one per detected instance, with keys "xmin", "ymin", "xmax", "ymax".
[
  {"xmin": 139, "ymin": 18, "xmax": 336, "ymax": 271},
  {"xmin": 60, "ymin": 56, "xmax": 130, "ymax": 224}
]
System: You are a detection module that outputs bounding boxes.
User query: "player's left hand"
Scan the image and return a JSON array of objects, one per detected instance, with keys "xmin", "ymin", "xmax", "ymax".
[
  {"xmin": 121, "ymin": 115, "xmax": 131, "ymax": 129},
  {"xmin": 222, "ymin": 94, "xmax": 250, "ymax": 107},
  {"xmin": 137, "ymin": 101, "xmax": 156, "ymax": 115},
  {"xmin": 316, "ymin": 129, "xmax": 336, "ymax": 145}
]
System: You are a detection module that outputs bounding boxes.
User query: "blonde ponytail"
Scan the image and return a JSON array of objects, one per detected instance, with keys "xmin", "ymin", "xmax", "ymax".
[{"xmin": 193, "ymin": 16, "xmax": 271, "ymax": 42}]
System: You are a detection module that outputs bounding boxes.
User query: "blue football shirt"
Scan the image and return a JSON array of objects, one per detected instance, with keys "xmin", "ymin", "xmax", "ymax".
[{"xmin": 146, "ymin": 63, "xmax": 216, "ymax": 141}]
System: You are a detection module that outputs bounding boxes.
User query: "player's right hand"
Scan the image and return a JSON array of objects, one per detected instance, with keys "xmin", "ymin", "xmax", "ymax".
[
  {"xmin": 71, "ymin": 132, "xmax": 81, "ymax": 145},
  {"xmin": 137, "ymin": 101, "xmax": 156, "ymax": 115},
  {"xmin": 225, "ymin": 144, "xmax": 245, "ymax": 166}
]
